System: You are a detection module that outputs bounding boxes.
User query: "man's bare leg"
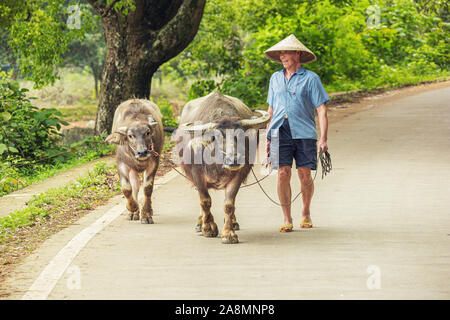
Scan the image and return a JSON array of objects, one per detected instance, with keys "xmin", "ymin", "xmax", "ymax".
[
  {"xmin": 277, "ymin": 166, "xmax": 292, "ymax": 225},
  {"xmin": 297, "ymin": 167, "xmax": 314, "ymax": 222}
]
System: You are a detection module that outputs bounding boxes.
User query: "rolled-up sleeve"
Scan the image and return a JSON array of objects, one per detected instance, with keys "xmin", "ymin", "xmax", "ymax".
[{"xmin": 309, "ymin": 75, "xmax": 330, "ymax": 108}]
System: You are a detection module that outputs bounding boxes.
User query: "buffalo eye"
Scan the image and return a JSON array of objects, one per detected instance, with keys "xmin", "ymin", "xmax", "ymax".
[
  {"xmin": 128, "ymin": 134, "xmax": 134, "ymax": 139},
  {"xmin": 146, "ymin": 130, "xmax": 151, "ymax": 136}
]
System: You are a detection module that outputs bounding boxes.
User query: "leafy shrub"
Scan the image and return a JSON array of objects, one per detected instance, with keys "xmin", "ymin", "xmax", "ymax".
[
  {"xmin": 220, "ymin": 73, "xmax": 267, "ymax": 109},
  {"xmin": 70, "ymin": 134, "xmax": 115, "ymax": 161},
  {"xmin": 0, "ymin": 74, "xmax": 69, "ymax": 162},
  {"xmin": 151, "ymin": 98, "xmax": 178, "ymax": 128},
  {"xmin": 187, "ymin": 79, "xmax": 217, "ymax": 100},
  {"xmin": 184, "ymin": 0, "xmax": 448, "ymax": 108},
  {"xmin": 158, "ymin": 100, "xmax": 178, "ymax": 128}
]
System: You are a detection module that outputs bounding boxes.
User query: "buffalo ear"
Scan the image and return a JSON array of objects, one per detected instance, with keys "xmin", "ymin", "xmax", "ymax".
[{"xmin": 105, "ymin": 126, "xmax": 128, "ymax": 145}]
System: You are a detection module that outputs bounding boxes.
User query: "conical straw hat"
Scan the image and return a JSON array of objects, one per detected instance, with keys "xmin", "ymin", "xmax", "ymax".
[{"xmin": 264, "ymin": 34, "xmax": 316, "ymax": 64}]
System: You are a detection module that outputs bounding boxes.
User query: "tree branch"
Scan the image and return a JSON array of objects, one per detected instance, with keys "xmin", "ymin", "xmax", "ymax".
[
  {"xmin": 150, "ymin": 0, "xmax": 206, "ymax": 64},
  {"xmin": 87, "ymin": 0, "xmax": 120, "ymax": 17}
]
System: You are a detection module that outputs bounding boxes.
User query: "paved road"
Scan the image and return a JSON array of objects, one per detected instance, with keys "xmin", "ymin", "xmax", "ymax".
[{"xmin": 6, "ymin": 84, "xmax": 450, "ymax": 299}]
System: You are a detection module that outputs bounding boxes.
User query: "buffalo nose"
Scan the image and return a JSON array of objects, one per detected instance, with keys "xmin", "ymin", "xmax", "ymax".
[{"xmin": 137, "ymin": 149, "xmax": 148, "ymax": 156}]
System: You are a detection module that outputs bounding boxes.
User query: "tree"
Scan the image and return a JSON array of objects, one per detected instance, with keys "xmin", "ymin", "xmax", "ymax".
[
  {"xmin": 3, "ymin": 0, "xmax": 206, "ymax": 134},
  {"xmin": 87, "ymin": 0, "xmax": 206, "ymax": 134}
]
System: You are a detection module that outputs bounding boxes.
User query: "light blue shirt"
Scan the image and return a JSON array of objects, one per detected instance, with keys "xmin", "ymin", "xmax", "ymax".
[{"xmin": 267, "ymin": 66, "xmax": 330, "ymax": 140}]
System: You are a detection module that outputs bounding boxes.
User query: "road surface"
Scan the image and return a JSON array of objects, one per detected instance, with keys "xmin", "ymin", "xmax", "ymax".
[{"xmin": 4, "ymin": 82, "xmax": 450, "ymax": 299}]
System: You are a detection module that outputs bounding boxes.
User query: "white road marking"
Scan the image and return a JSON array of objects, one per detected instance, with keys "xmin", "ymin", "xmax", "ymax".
[{"xmin": 21, "ymin": 169, "xmax": 179, "ymax": 300}]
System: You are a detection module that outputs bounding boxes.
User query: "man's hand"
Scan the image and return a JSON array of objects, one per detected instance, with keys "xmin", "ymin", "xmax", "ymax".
[{"xmin": 318, "ymin": 139, "xmax": 328, "ymax": 153}]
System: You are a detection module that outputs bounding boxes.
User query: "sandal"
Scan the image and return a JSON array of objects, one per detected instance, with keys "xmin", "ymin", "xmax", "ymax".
[
  {"xmin": 300, "ymin": 217, "xmax": 313, "ymax": 229},
  {"xmin": 279, "ymin": 223, "xmax": 293, "ymax": 233}
]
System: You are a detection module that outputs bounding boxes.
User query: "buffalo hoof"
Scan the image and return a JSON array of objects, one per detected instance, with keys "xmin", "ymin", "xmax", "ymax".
[
  {"xmin": 202, "ymin": 223, "xmax": 218, "ymax": 237},
  {"xmin": 128, "ymin": 212, "xmax": 140, "ymax": 221},
  {"xmin": 232, "ymin": 222, "xmax": 240, "ymax": 231},
  {"xmin": 195, "ymin": 223, "xmax": 202, "ymax": 232},
  {"xmin": 221, "ymin": 233, "xmax": 239, "ymax": 244},
  {"xmin": 141, "ymin": 216, "xmax": 154, "ymax": 224}
]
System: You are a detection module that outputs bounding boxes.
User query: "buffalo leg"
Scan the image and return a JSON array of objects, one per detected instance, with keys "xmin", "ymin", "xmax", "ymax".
[
  {"xmin": 118, "ymin": 162, "xmax": 139, "ymax": 220},
  {"xmin": 222, "ymin": 213, "xmax": 240, "ymax": 231},
  {"xmin": 141, "ymin": 161, "xmax": 158, "ymax": 224},
  {"xmin": 199, "ymin": 191, "xmax": 218, "ymax": 237},
  {"xmin": 194, "ymin": 183, "xmax": 217, "ymax": 237},
  {"xmin": 191, "ymin": 167, "xmax": 218, "ymax": 237},
  {"xmin": 222, "ymin": 179, "xmax": 241, "ymax": 244}
]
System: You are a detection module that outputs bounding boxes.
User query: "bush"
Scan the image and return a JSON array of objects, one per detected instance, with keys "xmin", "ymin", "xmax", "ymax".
[
  {"xmin": 151, "ymin": 98, "xmax": 179, "ymax": 128},
  {"xmin": 187, "ymin": 79, "xmax": 217, "ymax": 100},
  {"xmin": 70, "ymin": 134, "xmax": 115, "ymax": 161},
  {"xmin": 0, "ymin": 73, "xmax": 69, "ymax": 163}
]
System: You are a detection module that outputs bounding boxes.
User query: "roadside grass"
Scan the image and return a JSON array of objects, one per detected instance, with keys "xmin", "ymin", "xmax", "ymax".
[
  {"xmin": 324, "ymin": 67, "xmax": 449, "ymax": 95},
  {"xmin": 0, "ymin": 162, "xmax": 120, "ymax": 243},
  {"xmin": 0, "ymin": 136, "xmax": 115, "ymax": 197},
  {"xmin": 58, "ymin": 104, "xmax": 98, "ymax": 123}
]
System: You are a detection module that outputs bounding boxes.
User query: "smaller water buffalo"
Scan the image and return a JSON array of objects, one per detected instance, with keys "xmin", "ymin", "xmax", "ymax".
[{"xmin": 105, "ymin": 99, "xmax": 164, "ymax": 224}]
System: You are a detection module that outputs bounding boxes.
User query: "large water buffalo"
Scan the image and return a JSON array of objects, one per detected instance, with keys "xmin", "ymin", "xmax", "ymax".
[
  {"xmin": 175, "ymin": 91, "xmax": 270, "ymax": 244},
  {"xmin": 105, "ymin": 99, "xmax": 164, "ymax": 224}
]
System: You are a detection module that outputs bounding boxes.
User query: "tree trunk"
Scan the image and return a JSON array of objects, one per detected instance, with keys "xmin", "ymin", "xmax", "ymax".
[{"xmin": 89, "ymin": 0, "xmax": 206, "ymax": 134}]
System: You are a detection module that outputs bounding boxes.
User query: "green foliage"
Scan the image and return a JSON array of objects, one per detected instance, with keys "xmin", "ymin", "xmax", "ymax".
[
  {"xmin": 7, "ymin": 0, "xmax": 97, "ymax": 88},
  {"xmin": 70, "ymin": 134, "xmax": 115, "ymax": 160},
  {"xmin": 161, "ymin": 0, "xmax": 244, "ymax": 80},
  {"xmin": 220, "ymin": 74, "xmax": 267, "ymax": 108},
  {"xmin": 0, "ymin": 73, "xmax": 69, "ymax": 161},
  {"xmin": 162, "ymin": 0, "xmax": 448, "ymax": 108},
  {"xmin": 151, "ymin": 98, "xmax": 178, "ymax": 128},
  {"xmin": 187, "ymin": 79, "xmax": 217, "ymax": 100},
  {"xmin": 0, "ymin": 0, "xmax": 34, "ymax": 28},
  {"xmin": 0, "ymin": 93, "xmax": 114, "ymax": 198},
  {"xmin": 0, "ymin": 135, "xmax": 115, "ymax": 197}
]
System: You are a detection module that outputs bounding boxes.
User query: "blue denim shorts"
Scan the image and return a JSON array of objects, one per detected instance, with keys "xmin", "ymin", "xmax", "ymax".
[{"xmin": 276, "ymin": 118, "xmax": 317, "ymax": 170}]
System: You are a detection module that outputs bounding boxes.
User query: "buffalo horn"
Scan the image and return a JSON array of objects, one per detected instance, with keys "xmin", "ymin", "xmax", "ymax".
[
  {"xmin": 180, "ymin": 122, "xmax": 218, "ymax": 132},
  {"xmin": 239, "ymin": 110, "xmax": 270, "ymax": 129}
]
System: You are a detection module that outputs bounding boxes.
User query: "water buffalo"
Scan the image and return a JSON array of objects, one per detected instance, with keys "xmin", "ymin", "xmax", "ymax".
[
  {"xmin": 175, "ymin": 91, "xmax": 270, "ymax": 244},
  {"xmin": 105, "ymin": 99, "xmax": 164, "ymax": 224}
]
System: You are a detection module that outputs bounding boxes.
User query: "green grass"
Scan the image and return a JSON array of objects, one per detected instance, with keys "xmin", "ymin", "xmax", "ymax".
[
  {"xmin": 0, "ymin": 162, "xmax": 120, "ymax": 242},
  {"xmin": 324, "ymin": 66, "xmax": 449, "ymax": 94},
  {"xmin": 58, "ymin": 104, "xmax": 98, "ymax": 122},
  {"xmin": 0, "ymin": 136, "xmax": 115, "ymax": 197},
  {"xmin": 0, "ymin": 136, "xmax": 175, "ymax": 197}
]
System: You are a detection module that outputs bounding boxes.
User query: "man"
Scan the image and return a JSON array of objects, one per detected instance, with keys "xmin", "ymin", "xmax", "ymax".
[{"xmin": 264, "ymin": 34, "xmax": 329, "ymax": 232}]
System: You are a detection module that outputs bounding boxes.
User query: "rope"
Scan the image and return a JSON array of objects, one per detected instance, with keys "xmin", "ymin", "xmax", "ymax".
[
  {"xmin": 169, "ymin": 162, "xmax": 270, "ymax": 187},
  {"xmin": 169, "ymin": 150, "xmax": 332, "ymax": 205},
  {"xmin": 250, "ymin": 164, "xmax": 316, "ymax": 207},
  {"xmin": 250, "ymin": 149, "xmax": 332, "ymax": 207},
  {"xmin": 319, "ymin": 150, "xmax": 332, "ymax": 179}
]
